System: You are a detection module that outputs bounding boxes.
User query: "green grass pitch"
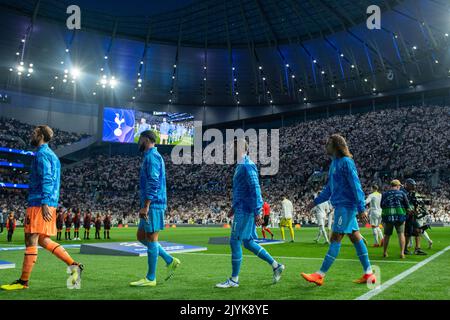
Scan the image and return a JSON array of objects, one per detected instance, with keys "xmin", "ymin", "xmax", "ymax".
[{"xmin": 0, "ymin": 226, "xmax": 449, "ymax": 300}]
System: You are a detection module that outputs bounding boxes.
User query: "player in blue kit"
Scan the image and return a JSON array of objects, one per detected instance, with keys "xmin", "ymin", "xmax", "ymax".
[
  {"xmin": 216, "ymin": 139, "xmax": 284, "ymax": 288},
  {"xmin": 301, "ymin": 134, "xmax": 375, "ymax": 286},
  {"xmin": 130, "ymin": 130, "xmax": 180, "ymax": 287}
]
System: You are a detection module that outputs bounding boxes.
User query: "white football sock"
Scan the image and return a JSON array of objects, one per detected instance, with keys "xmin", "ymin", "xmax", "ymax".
[{"xmin": 422, "ymin": 231, "xmax": 432, "ymax": 243}]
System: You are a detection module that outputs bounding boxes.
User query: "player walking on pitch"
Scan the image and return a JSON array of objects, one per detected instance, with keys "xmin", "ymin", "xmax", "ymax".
[
  {"xmin": 216, "ymin": 139, "xmax": 284, "ymax": 288},
  {"xmin": 366, "ymin": 185, "xmax": 383, "ymax": 247},
  {"xmin": 301, "ymin": 134, "xmax": 375, "ymax": 286},
  {"xmin": 280, "ymin": 196, "xmax": 295, "ymax": 242},
  {"xmin": 312, "ymin": 200, "xmax": 332, "ymax": 244},
  {"xmin": 130, "ymin": 130, "xmax": 180, "ymax": 287},
  {"xmin": 261, "ymin": 201, "xmax": 274, "ymax": 239},
  {"xmin": 1, "ymin": 125, "xmax": 83, "ymax": 291}
]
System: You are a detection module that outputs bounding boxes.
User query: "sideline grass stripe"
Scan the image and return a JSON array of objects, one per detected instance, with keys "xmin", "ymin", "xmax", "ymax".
[
  {"xmin": 355, "ymin": 245, "xmax": 450, "ymax": 300},
  {"xmin": 179, "ymin": 252, "xmax": 418, "ymax": 264}
]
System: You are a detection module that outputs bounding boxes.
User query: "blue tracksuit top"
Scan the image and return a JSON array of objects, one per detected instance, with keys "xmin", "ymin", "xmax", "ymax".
[
  {"xmin": 314, "ymin": 156, "xmax": 365, "ymax": 213},
  {"xmin": 139, "ymin": 147, "xmax": 167, "ymax": 210},
  {"xmin": 232, "ymin": 155, "xmax": 263, "ymax": 216},
  {"xmin": 27, "ymin": 144, "xmax": 61, "ymax": 207}
]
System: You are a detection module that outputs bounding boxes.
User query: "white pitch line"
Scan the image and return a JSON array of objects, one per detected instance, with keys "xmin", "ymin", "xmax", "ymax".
[
  {"xmin": 355, "ymin": 245, "xmax": 450, "ymax": 300},
  {"xmin": 177, "ymin": 252, "xmax": 417, "ymax": 264}
]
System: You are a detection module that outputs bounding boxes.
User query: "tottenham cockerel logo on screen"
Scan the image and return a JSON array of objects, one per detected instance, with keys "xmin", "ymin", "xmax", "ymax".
[{"xmin": 102, "ymin": 107, "xmax": 135, "ymax": 143}]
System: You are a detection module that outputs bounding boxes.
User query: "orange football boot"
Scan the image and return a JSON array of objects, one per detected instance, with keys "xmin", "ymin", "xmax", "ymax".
[
  {"xmin": 353, "ymin": 273, "xmax": 376, "ymax": 284},
  {"xmin": 301, "ymin": 272, "xmax": 324, "ymax": 286}
]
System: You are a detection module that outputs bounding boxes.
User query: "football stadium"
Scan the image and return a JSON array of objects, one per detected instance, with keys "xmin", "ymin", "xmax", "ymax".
[{"xmin": 0, "ymin": 0, "xmax": 449, "ymax": 307}]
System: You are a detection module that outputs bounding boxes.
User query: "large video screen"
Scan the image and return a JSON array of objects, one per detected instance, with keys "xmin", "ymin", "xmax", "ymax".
[{"xmin": 102, "ymin": 107, "xmax": 194, "ymax": 145}]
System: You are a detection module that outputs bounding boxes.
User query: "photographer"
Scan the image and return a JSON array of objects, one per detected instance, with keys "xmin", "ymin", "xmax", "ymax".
[{"xmin": 402, "ymin": 179, "xmax": 427, "ymax": 255}]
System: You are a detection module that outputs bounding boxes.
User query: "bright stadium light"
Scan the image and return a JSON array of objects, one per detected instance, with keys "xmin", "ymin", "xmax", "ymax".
[
  {"xmin": 100, "ymin": 78, "xmax": 107, "ymax": 85},
  {"xmin": 71, "ymin": 67, "xmax": 81, "ymax": 79},
  {"xmin": 110, "ymin": 78, "xmax": 117, "ymax": 88}
]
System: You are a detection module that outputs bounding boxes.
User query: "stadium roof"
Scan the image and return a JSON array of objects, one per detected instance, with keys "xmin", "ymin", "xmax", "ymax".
[{"xmin": 0, "ymin": 0, "xmax": 449, "ymax": 107}]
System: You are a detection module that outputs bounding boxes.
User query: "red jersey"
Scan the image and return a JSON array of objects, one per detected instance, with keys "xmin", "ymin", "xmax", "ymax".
[
  {"xmin": 262, "ymin": 202, "xmax": 270, "ymax": 216},
  {"xmin": 6, "ymin": 217, "xmax": 16, "ymax": 230}
]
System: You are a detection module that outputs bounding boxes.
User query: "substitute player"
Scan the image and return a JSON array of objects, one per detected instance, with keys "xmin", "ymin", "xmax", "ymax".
[
  {"xmin": 103, "ymin": 212, "xmax": 111, "ymax": 239},
  {"xmin": 312, "ymin": 200, "xmax": 332, "ymax": 244},
  {"xmin": 280, "ymin": 196, "xmax": 295, "ymax": 242},
  {"xmin": 64, "ymin": 208, "xmax": 73, "ymax": 240},
  {"xmin": 73, "ymin": 209, "xmax": 81, "ymax": 240},
  {"xmin": 301, "ymin": 134, "xmax": 375, "ymax": 286},
  {"xmin": 94, "ymin": 214, "xmax": 102, "ymax": 239},
  {"xmin": 1, "ymin": 125, "xmax": 83, "ymax": 291},
  {"xmin": 261, "ymin": 201, "xmax": 274, "ymax": 240},
  {"xmin": 216, "ymin": 139, "xmax": 284, "ymax": 288},
  {"xmin": 6, "ymin": 211, "xmax": 16, "ymax": 242},
  {"xmin": 366, "ymin": 184, "xmax": 383, "ymax": 247},
  {"xmin": 130, "ymin": 130, "xmax": 180, "ymax": 287},
  {"xmin": 56, "ymin": 208, "xmax": 64, "ymax": 240},
  {"xmin": 83, "ymin": 210, "xmax": 92, "ymax": 240}
]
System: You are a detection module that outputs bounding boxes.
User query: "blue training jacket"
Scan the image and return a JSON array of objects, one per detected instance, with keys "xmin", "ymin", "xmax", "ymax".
[
  {"xmin": 28, "ymin": 144, "xmax": 61, "ymax": 207},
  {"xmin": 139, "ymin": 147, "xmax": 167, "ymax": 210},
  {"xmin": 314, "ymin": 156, "xmax": 365, "ymax": 213},
  {"xmin": 232, "ymin": 155, "xmax": 263, "ymax": 216}
]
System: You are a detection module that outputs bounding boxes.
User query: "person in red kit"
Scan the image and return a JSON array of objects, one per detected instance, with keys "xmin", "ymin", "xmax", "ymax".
[
  {"xmin": 6, "ymin": 212, "xmax": 16, "ymax": 242},
  {"xmin": 261, "ymin": 201, "xmax": 274, "ymax": 240}
]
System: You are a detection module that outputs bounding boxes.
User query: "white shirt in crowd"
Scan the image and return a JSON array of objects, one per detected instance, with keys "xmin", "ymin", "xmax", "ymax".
[{"xmin": 281, "ymin": 198, "xmax": 294, "ymax": 219}]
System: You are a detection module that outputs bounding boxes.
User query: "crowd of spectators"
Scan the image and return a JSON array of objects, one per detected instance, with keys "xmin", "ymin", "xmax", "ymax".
[
  {"xmin": 0, "ymin": 105, "xmax": 449, "ymax": 226},
  {"xmin": 0, "ymin": 117, "xmax": 89, "ymax": 150}
]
